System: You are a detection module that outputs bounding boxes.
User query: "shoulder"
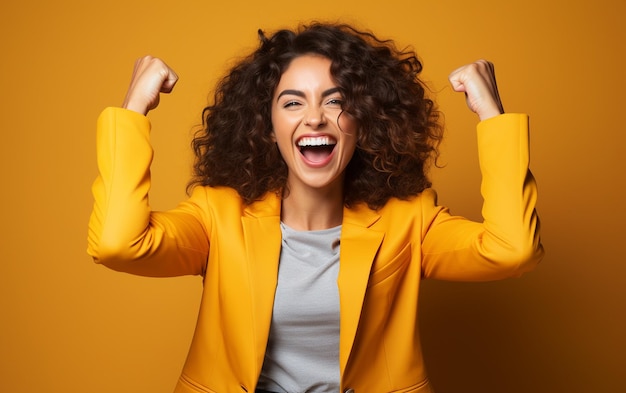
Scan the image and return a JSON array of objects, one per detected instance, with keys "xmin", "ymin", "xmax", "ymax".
[
  {"xmin": 190, "ymin": 185, "xmax": 241, "ymax": 200},
  {"xmin": 378, "ymin": 189, "xmax": 439, "ymax": 217},
  {"xmin": 187, "ymin": 186, "xmax": 245, "ymax": 212},
  {"xmin": 188, "ymin": 186, "xmax": 280, "ymax": 217},
  {"xmin": 345, "ymin": 189, "xmax": 442, "ymax": 233}
]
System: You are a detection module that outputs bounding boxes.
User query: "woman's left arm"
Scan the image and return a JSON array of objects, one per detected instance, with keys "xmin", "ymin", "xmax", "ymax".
[
  {"xmin": 448, "ymin": 59, "xmax": 504, "ymax": 121},
  {"xmin": 420, "ymin": 61, "xmax": 544, "ymax": 280}
]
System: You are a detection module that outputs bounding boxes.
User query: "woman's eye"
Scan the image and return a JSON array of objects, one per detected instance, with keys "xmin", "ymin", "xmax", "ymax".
[
  {"xmin": 327, "ymin": 98, "xmax": 343, "ymax": 106},
  {"xmin": 283, "ymin": 101, "xmax": 301, "ymax": 108}
]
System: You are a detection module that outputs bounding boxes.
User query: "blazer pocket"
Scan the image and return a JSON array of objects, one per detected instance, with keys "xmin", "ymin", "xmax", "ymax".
[
  {"xmin": 368, "ymin": 242, "xmax": 412, "ymax": 287},
  {"xmin": 176, "ymin": 374, "xmax": 216, "ymax": 393},
  {"xmin": 390, "ymin": 378, "xmax": 433, "ymax": 393}
]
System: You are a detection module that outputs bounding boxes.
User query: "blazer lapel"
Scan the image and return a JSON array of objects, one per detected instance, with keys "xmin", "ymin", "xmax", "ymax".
[
  {"xmin": 241, "ymin": 196, "xmax": 384, "ymax": 377},
  {"xmin": 241, "ymin": 193, "xmax": 282, "ymax": 373},
  {"xmin": 338, "ymin": 204, "xmax": 384, "ymax": 375}
]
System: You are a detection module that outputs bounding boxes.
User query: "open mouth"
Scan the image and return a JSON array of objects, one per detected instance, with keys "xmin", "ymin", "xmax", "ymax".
[{"xmin": 297, "ymin": 136, "xmax": 337, "ymax": 164}]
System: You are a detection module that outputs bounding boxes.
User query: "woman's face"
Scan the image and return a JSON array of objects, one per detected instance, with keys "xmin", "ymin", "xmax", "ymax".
[{"xmin": 271, "ymin": 55, "xmax": 357, "ymax": 195}]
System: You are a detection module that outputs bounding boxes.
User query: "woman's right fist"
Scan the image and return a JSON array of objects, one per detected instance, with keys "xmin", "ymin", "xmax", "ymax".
[{"xmin": 122, "ymin": 56, "xmax": 178, "ymax": 115}]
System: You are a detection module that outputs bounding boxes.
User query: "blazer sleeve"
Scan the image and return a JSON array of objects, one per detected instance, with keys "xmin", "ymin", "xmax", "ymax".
[
  {"xmin": 420, "ymin": 113, "xmax": 544, "ymax": 281},
  {"xmin": 87, "ymin": 107, "xmax": 210, "ymax": 277}
]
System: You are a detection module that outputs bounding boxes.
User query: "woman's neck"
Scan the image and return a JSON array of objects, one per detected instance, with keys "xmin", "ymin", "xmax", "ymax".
[{"xmin": 280, "ymin": 184, "xmax": 344, "ymax": 231}]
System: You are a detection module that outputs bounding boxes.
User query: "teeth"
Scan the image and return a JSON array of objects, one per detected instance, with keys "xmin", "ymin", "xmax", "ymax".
[{"xmin": 297, "ymin": 136, "xmax": 336, "ymax": 147}]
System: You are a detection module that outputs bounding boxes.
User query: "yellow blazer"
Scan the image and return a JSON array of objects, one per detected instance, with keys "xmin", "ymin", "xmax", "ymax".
[{"xmin": 88, "ymin": 108, "xmax": 544, "ymax": 393}]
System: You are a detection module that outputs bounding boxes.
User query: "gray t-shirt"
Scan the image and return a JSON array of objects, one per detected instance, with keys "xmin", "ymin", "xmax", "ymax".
[{"xmin": 256, "ymin": 222, "xmax": 342, "ymax": 393}]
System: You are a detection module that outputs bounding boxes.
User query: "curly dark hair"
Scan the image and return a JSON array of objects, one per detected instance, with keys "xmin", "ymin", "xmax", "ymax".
[{"xmin": 189, "ymin": 22, "xmax": 443, "ymax": 209}]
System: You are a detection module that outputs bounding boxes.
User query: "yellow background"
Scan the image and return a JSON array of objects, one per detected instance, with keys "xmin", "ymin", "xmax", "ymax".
[{"xmin": 1, "ymin": 0, "xmax": 624, "ymax": 392}]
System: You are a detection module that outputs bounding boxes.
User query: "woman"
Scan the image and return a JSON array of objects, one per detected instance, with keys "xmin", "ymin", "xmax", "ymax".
[{"xmin": 88, "ymin": 23, "xmax": 544, "ymax": 393}]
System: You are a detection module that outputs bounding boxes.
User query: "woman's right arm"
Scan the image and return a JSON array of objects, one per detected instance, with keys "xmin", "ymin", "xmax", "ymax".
[
  {"xmin": 121, "ymin": 56, "xmax": 179, "ymax": 115},
  {"xmin": 87, "ymin": 57, "xmax": 210, "ymax": 277}
]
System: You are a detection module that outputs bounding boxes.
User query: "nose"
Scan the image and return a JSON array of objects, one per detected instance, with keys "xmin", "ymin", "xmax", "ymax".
[{"xmin": 303, "ymin": 106, "xmax": 326, "ymax": 128}]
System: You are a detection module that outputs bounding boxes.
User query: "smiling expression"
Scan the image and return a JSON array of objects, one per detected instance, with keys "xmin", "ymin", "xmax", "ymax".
[{"xmin": 271, "ymin": 55, "xmax": 358, "ymax": 196}]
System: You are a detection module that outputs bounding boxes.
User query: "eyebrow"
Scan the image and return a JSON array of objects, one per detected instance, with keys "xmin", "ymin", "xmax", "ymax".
[{"xmin": 276, "ymin": 87, "xmax": 341, "ymax": 101}]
